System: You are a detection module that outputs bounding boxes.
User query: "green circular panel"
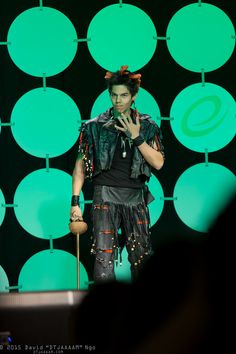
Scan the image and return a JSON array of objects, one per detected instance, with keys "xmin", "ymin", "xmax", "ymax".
[
  {"xmin": 7, "ymin": 7, "xmax": 78, "ymax": 77},
  {"xmin": 18, "ymin": 250, "xmax": 89, "ymax": 291},
  {"xmin": 11, "ymin": 88, "xmax": 81, "ymax": 158},
  {"xmin": 166, "ymin": 3, "xmax": 235, "ymax": 72},
  {"xmin": 0, "ymin": 188, "xmax": 6, "ymax": 226},
  {"xmin": 87, "ymin": 4, "xmax": 157, "ymax": 71},
  {"xmin": 14, "ymin": 168, "xmax": 85, "ymax": 239},
  {"xmin": 173, "ymin": 163, "xmax": 236, "ymax": 233},
  {"xmin": 0, "ymin": 265, "xmax": 9, "ymax": 293},
  {"xmin": 170, "ymin": 83, "xmax": 236, "ymax": 152},
  {"xmin": 91, "ymin": 88, "xmax": 161, "ymax": 126},
  {"xmin": 115, "ymin": 248, "xmax": 131, "ymax": 283},
  {"xmin": 147, "ymin": 175, "xmax": 165, "ymax": 228}
]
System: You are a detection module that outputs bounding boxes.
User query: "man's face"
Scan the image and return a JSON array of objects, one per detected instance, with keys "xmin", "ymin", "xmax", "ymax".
[{"xmin": 110, "ymin": 85, "xmax": 135, "ymax": 115}]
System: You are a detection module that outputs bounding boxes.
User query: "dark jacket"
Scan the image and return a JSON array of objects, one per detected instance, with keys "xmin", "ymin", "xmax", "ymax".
[{"xmin": 77, "ymin": 108, "xmax": 164, "ymax": 181}]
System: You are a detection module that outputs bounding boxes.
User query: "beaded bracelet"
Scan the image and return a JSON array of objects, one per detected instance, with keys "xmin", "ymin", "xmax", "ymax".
[
  {"xmin": 132, "ymin": 135, "xmax": 145, "ymax": 146},
  {"xmin": 71, "ymin": 195, "xmax": 80, "ymax": 206}
]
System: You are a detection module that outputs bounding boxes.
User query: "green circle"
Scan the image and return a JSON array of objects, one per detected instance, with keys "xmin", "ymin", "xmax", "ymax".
[
  {"xmin": 147, "ymin": 175, "xmax": 165, "ymax": 228},
  {"xmin": 13, "ymin": 168, "xmax": 85, "ymax": 239},
  {"xmin": 0, "ymin": 265, "xmax": 9, "ymax": 292},
  {"xmin": 7, "ymin": 7, "xmax": 78, "ymax": 77},
  {"xmin": 173, "ymin": 163, "xmax": 236, "ymax": 232},
  {"xmin": 11, "ymin": 88, "xmax": 81, "ymax": 158},
  {"xmin": 166, "ymin": 3, "xmax": 235, "ymax": 72},
  {"xmin": 170, "ymin": 83, "xmax": 236, "ymax": 152},
  {"xmin": 18, "ymin": 250, "xmax": 89, "ymax": 291},
  {"xmin": 0, "ymin": 188, "xmax": 6, "ymax": 226},
  {"xmin": 91, "ymin": 88, "xmax": 161, "ymax": 127},
  {"xmin": 87, "ymin": 4, "xmax": 157, "ymax": 71}
]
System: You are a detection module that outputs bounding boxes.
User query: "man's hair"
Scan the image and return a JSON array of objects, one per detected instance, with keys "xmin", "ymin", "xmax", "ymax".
[{"xmin": 105, "ymin": 65, "xmax": 141, "ymax": 97}]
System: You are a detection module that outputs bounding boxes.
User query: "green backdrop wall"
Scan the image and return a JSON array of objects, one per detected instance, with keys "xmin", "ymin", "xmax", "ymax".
[{"xmin": 0, "ymin": 0, "xmax": 235, "ymax": 292}]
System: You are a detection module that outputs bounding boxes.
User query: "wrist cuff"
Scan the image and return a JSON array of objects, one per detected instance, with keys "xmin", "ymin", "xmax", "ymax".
[
  {"xmin": 71, "ymin": 195, "xmax": 80, "ymax": 206},
  {"xmin": 132, "ymin": 135, "xmax": 145, "ymax": 146}
]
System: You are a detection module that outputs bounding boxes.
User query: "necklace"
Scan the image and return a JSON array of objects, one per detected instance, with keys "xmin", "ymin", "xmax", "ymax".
[{"xmin": 120, "ymin": 135, "xmax": 133, "ymax": 158}]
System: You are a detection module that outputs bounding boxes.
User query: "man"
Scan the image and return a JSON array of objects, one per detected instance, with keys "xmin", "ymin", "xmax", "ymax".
[{"xmin": 70, "ymin": 65, "xmax": 165, "ymax": 283}]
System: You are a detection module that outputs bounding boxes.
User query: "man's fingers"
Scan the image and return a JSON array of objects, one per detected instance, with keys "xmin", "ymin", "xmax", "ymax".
[
  {"xmin": 70, "ymin": 214, "xmax": 83, "ymax": 221},
  {"xmin": 121, "ymin": 113, "xmax": 132, "ymax": 124},
  {"xmin": 135, "ymin": 112, "xmax": 140, "ymax": 125},
  {"xmin": 70, "ymin": 207, "xmax": 82, "ymax": 221},
  {"xmin": 115, "ymin": 125, "xmax": 126, "ymax": 132},
  {"xmin": 118, "ymin": 117, "xmax": 127, "ymax": 128}
]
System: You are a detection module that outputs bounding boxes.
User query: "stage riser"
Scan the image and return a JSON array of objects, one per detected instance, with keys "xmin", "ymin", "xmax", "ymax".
[{"xmin": 0, "ymin": 291, "xmax": 87, "ymax": 344}]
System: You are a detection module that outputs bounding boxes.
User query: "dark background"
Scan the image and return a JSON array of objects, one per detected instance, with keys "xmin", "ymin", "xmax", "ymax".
[{"xmin": 0, "ymin": 0, "xmax": 235, "ymax": 287}]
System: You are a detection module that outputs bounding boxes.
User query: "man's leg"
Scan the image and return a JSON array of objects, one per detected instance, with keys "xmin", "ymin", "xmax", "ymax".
[
  {"xmin": 122, "ymin": 203, "xmax": 152, "ymax": 281},
  {"xmin": 92, "ymin": 202, "xmax": 120, "ymax": 283}
]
